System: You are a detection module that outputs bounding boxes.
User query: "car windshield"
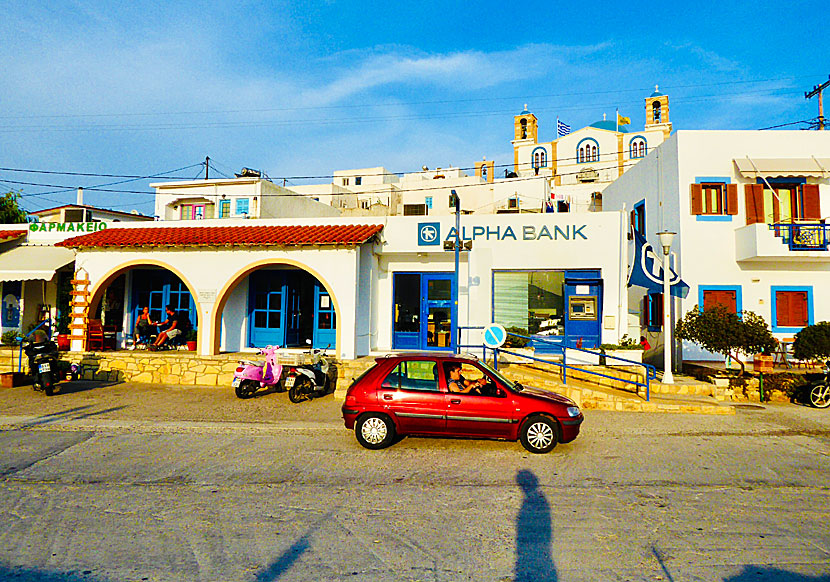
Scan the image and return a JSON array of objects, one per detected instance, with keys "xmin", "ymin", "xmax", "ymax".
[{"xmin": 476, "ymin": 359, "xmax": 517, "ymax": 390}]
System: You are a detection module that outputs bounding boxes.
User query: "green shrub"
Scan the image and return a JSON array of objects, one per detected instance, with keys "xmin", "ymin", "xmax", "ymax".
[
  {"xmin": 793, "ymin": 322, "xmax": 830, "ymax": 362},
  {"xmin": 1, "ymin": 330, "xmax": 19, "ymax": 345},
  {"xmin": 504, "ymin": 327, "xmax": 531, "ymax": 348},
  {"xmin": 601, "ymin": 334, "xmax": 642, "ymax": 350},
  {"xmin": 761, "ymin": 372, "xmax": 806, "ymax": 401}
]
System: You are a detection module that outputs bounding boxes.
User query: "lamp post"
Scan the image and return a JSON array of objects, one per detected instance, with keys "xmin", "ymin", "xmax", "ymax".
[
  {"xmin": 451, "ymin": 189, "xmax": 460, "ymax": 354},
  {"xmin": 656, "ymin": 230, "xmax": 676, "ymax": 384}
]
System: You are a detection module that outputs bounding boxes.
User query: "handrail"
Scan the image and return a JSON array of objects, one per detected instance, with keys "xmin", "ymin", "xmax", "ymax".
[
  {"xmin": 17, "ymin": 320, "xmax": 51, "ymax": 374},
  {"xmin": 492, "ymin": 331, "xmax": 656, "ymax": 400},
  {"xmin": 768, "ymin": 222, "xmax": 829, "ymax": 251}
]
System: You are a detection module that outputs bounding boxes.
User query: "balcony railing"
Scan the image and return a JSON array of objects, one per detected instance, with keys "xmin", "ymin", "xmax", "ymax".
[{"xmin": 769, "ymin": 222, "xmax": 829, "ymax": 251}]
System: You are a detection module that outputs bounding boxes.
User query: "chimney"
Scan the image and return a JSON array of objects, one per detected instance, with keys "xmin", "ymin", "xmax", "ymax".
[{"xmin": 76, "ymin": 187, "xmax": 84, "ymax": 206}]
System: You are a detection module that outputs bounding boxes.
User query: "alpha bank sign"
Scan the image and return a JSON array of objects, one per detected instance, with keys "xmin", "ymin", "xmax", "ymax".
[{"xmin": 417, "ymin": 221, "xmax": 588, "ymax": 246}]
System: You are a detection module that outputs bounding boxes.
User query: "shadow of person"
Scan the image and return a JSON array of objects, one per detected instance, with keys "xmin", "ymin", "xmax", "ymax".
[{"xmin": 515, "ymin": 469, "xmax": 557, "ymax": 582}]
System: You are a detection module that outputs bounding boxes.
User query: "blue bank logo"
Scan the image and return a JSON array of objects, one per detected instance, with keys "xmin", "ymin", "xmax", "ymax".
[{"xmin": 418, "ymin": 222, "xmax": 440, "ymax": 246}]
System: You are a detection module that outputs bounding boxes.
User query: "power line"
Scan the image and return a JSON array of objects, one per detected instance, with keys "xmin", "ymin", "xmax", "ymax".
[{"xmin": 0, "ymin": 74, "xmax": 817, "ymax": 121}]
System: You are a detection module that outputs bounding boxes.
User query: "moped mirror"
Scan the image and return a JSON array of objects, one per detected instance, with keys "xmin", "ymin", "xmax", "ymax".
[{"xmin": 305, "ymin": 339, "xmax": 312, "ymax": 345}]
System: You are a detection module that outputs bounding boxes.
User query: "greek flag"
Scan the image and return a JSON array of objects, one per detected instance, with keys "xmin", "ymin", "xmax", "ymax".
[
  {"xmin": 557, "ymin": 120, "xmax": 571, "ymax": 137},
  {"xmin": 628, "ymin": 230, "xmax": 689, "ymax": 298}
]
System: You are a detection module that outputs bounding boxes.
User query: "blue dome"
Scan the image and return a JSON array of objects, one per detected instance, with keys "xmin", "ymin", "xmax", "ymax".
[
  {"xmin": 650, "ymin": 90, "xmax": 665, "ymax": 98},
  {"xmin": 589, "ymin": 120, "xmax": 630, "ymax": 133}
]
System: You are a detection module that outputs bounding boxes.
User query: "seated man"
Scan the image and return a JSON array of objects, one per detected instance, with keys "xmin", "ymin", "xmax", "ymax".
[
  {"xmin": 150, "ymin": 305, "xmax": 190, "ymax": 350},
  {"xmin": 445, "ymin": 362, "xmax": 488, "ymax": 394}
]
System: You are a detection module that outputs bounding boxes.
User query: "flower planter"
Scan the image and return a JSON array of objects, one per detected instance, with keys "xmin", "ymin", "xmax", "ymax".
[
  {"xmin": 186, "ymin": 341, "xmax": 197, "ymax": 351},
  {"xmin": 604, "ymin": 349, "xmax": 643, "ymax": 364},
  {"xmin": 0, "ymin": 372, "xmax": 29, "ymax": 388},
  {"xmin": 754, "ymin": 354, "xmax": 773, "ymax": 373}
]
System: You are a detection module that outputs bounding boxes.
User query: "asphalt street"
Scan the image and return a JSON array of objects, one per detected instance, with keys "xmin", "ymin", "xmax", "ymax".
[{"xmin": 0, "ymin": 382, "xmax": 828, "ymax": 582}]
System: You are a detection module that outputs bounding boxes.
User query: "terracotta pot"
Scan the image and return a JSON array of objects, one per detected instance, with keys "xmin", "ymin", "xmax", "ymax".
[
  {"xmin": 754, "ymin": 354, "xmax": 773, "ymax": 373},
  {"xmin": 56, "ymin": 334, "xmax": 70, "ymax": 351},
  {"xmin": 186, "ymin": 341, "xmax": 197, "ymax": 351}
]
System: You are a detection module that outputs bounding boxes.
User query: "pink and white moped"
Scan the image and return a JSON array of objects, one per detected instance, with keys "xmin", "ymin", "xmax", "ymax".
[{"xmin": 232, "ymin": 345, "xmax": 285, "ymax": 399}]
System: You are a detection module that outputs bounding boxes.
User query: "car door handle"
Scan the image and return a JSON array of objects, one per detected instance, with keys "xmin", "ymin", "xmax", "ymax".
[
  {"xmin": 450, "ymin": 398, "xmax": 461, "ymax": 404},
  {"xmin": 382, "ymin": 394, "xmax": 393, "ymax": 400}
]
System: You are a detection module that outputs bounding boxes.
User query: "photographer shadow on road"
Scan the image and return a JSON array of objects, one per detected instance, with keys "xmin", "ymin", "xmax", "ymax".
[{"xmin": 515, "ymin": 469, "xmax": 557, "ymax": 582}]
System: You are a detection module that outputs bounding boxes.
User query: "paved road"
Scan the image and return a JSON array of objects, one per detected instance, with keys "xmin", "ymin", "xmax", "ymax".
[{"xmin": 0, "ymin": 383, "xmax": 829, "ymax": 581}]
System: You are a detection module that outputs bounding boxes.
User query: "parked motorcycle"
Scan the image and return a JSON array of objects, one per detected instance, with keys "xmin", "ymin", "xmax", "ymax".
[
  {"xmin": 23, "ymin": 337, "xmax": 78, "ymax": 396},
  {"xmin": 285, "ymin": 342, "xmax": 336, "ymax": 403},
  {"xmin": 232, "ymin": 345, "xmax": 285, "ymax": 399}
]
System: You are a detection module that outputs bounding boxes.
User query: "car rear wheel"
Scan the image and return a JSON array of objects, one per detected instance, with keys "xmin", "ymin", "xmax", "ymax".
[
  {"xmin": 355, "ymin": 413, "xmax": 395, "ymax": 450},
  {"xmin": 810, "ymin": 384, "xmax": 830, "ymax": 408},
  {"xmin": 520, "ymin": 415, "xmax": 558, "ymax": 454}
]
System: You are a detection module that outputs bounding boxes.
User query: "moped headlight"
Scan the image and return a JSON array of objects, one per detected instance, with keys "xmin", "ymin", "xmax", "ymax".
[{"xmin": 566, "ymin": 406, "xmax": 581, "ymax": 417}]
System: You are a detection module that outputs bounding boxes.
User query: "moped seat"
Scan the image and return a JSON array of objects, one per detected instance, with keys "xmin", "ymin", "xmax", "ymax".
[{"xmin": 239, "ymin": 360, "xmax": 265, "ymax": 368}]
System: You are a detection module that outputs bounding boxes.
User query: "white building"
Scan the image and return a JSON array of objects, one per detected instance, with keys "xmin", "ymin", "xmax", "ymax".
[
  {"xmin": 512, "ymin": 87, "xmax": 673, "ymax": 212},
  {"xmin": 602, "ymin": 130, "xmax": 830, "ymax": 364}
]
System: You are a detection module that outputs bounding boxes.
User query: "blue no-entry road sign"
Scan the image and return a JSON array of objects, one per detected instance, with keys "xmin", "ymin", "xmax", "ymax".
[{"xmin": 482, "ymin": 324, "xmax": 507, "ymax": 349}]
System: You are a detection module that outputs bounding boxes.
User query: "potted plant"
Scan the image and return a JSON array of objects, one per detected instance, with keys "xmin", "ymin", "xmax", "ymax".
[{"xmin": 184, "ymin": 329, "xmax": 197, "ymax": 351}]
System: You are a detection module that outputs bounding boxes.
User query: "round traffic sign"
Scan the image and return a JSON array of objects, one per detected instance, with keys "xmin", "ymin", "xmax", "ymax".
[{"xmin": 482, "ymin": 323, "xmax": 507, "ymax": 349}]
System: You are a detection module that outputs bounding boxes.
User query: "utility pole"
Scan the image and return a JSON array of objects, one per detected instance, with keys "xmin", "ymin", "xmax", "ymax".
[
  {"xmin": 805, "ymin": 75, "xmax": 830, "ymax": 131},
  {"xmin": 205, "ymin": 156, "xmax": 210, "ymax": 180}
]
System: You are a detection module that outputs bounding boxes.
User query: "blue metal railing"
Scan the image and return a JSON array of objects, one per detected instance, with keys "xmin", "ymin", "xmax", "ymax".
[
  {"xmin": 17, "ymin": 319, "xmax": 51, "ymax": 373},
  {"xmin": 489, "ymin": 331, "xmax": 657, "ymax": 401},
  {"xmin": 769, "ymin": 222, "xmax": 829, "ymax": 251}
]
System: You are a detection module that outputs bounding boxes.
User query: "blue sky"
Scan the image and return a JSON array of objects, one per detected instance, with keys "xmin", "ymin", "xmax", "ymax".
[{"xmin": 1, "ymin": 0, "xmax": 827, "ymax": 216}]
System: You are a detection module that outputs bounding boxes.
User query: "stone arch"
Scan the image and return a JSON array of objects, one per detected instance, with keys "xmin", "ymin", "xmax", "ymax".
[
  {"xmin": 209, "ymin": 258, "xmax": 342, "ymax": 356},
  {"xmin": 87, "ymin": 259, "xmax": 202, "ymax": 343}
]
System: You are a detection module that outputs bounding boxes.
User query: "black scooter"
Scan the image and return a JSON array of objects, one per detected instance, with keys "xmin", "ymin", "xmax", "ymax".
[
  {"xmin": 23, "ymin": 337, "xmax": 61, "ymax": 396},
  {"xmin": 285, "ymin": 342, "xmax": 336, "ymax": 403}
]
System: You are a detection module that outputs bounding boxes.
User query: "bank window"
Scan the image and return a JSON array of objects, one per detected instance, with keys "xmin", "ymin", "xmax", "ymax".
[
  {"xmin": 219, "ymin": 200, "xmax": 230, "ymax": 218},
  {"xmin": 493, "ymin": 271, "xmax": 565, "ymax": 337},
  {"xmin": 236, "ymin": 198, "xmax": 250, "ymax": 215},
  {"xmin": 690, "ymin": 183, "xmax": 737, "ymax": 216},
  {"xmin": 774, "ymin": 289, "xmax": 810, "ymax": 329},
  {"xmin": 381, "ymin": 360, "xmax": 439, "ymax": 392}
]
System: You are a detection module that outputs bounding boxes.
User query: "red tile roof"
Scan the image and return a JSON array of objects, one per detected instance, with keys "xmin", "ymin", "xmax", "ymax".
[
  {"xmin": 56, "ymin": 224, "xmax": 384, "ymax": 249},
  {"xmin": 0, "ymin": 230, "xmax": 27, "ymax": 242}
]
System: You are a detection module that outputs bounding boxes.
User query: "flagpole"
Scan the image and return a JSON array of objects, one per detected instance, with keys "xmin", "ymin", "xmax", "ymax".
[{"xmin": 615, "ymin": 108, "xmax": 619, "ymax": 133}]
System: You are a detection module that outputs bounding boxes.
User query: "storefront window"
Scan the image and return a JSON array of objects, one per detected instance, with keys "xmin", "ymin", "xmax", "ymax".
[{"xmin": 493, "ymin": 271, "xmax": 565, "ymax": 336}]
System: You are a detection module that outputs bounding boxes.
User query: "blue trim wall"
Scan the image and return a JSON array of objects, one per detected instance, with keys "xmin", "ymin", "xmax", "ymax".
[
  {"xmin": 770, "ymin": 285, "xmax": 814, "ymax": 333},
  {"xmin": 575, "ymin": 137, "xmax": 599, "ymax": 163},
  {"xmin": 698, "ymin": 285, "xmax": 742, "ymax": 314},
  {"xmin": 628, "ymin": 134, "xmax": 647, "ymax": 158},
  {"xmin": 531, "ymin": 146, "xmax": 548, "ymax": 167},
  {"xmin": 694, "ymin": 176, "xmax": 733, "ymax": 222}
]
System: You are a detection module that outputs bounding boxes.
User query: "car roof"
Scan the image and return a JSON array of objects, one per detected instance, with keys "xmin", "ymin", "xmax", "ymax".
[{"xmin": 375, "ymin": 352, "xmax": 480, "ymax": 363}]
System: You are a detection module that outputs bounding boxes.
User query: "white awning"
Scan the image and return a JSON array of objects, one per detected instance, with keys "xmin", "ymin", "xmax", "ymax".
[
  {"xmin": 734, "ymin": 157, "xmax": 830, "ymax": 178},
  {"xmin": 0, "ymin": 245, "xmax": 75, "ymax": 281}
]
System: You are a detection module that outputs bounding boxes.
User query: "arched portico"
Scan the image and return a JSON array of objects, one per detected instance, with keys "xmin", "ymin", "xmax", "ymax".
[
  {"xmin": 86, "ymin": 259, "xmax": 202, "ymax": 349},
  {"xmin": 210, "ymin": 258, "xmax": 342, "ymax": 357}
]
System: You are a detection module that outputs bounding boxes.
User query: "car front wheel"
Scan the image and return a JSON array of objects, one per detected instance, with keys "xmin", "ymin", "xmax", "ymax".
[
  {"xmin": 355, "ymin": 413, "xmax": 396, "ymax": 450},
  {"xmin": 519, "ymin": 415, "xmax": 558, "ymax": 454}
]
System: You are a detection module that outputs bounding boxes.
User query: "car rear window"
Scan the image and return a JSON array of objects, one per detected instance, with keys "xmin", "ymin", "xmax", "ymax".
[
  {"xmin": 381, "ymin": 360, "xmax": 439, "ymax": 392},
  {"xmin": 349, "ymin": 363, "xmax": 380, "ymax": 388}
]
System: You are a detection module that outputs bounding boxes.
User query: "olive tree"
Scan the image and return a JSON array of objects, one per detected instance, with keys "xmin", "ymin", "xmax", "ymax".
[
  {"xmin": 792, "ymin": 322, "xmax": 830, "ymax": 362},
  {"xmin": 0, "ymin": 191, "xmax": 27, "ymax": 223},
  {"xmin": 675, "ymin": 305, "xmax": 777, "ymax": 375}
]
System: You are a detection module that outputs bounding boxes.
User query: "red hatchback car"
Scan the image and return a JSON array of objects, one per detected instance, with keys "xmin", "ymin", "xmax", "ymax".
[{"xmin": 342, "ymin": 353, "xmax": 583, "ymax": 454}]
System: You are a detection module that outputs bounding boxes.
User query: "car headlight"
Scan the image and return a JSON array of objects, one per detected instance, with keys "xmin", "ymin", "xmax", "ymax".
[{"xmin": 566, "ymin": 406, "xmax": 581, "ymax": 417}]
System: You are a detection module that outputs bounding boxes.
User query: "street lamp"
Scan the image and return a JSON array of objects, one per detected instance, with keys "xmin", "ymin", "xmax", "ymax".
[
  {"xmin": 656, "ymin": 230, "xmax": 676, "ymax": 384},
  {"xmin": 450, "ymin": 190, "xmax": 460, "ymax": 354}
]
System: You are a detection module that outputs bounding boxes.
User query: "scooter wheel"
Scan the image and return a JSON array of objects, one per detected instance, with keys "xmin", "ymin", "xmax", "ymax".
[
  {"xmin": 288, "ymin": 383, "xmax": 309, "ymax": 403},
  {"xmin": 810, "ymin": 384, "xmax": 830, "ymax": 409},
  {"xmin": 44, "ymin": 384, "xmax": 54, "ymax": 396},
  {"xmin": 235, "ymin": 379, "xmax": 257, "ymax": 399}
]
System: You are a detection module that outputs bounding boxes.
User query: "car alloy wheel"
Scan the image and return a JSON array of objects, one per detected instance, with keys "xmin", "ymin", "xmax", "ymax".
[
  {"xmin": 355, "ymin": 413, "xmax": 395, "ymax": 450},
  {"xmin": 520, "ymin": 415, "xmax": 558, "ymax": 454}
]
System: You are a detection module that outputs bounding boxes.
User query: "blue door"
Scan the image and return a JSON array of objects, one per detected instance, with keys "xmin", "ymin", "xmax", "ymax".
[
  {"xmin": 563, "ymin": 278, "xmax": 602, "ymax": 349},
  {"xmin": 313, "ymin": 283, "xmax": 336, "ymax": 349},
  {"xmin": 422, "ymin": 274, "xmax": 455, "ymax": 351},
  {"xmin": 249, "ymin": 271, "xmax": 285, "ymax": 347},
  {"xmin": 285, "ymin": 282, "xmax": 302, "ymax": 347}
]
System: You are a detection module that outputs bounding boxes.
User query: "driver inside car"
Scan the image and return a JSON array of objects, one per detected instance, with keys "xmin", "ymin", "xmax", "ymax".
[{"xmin": 445, "ymin": 363, "xmax": 488, "ymax": 394}]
